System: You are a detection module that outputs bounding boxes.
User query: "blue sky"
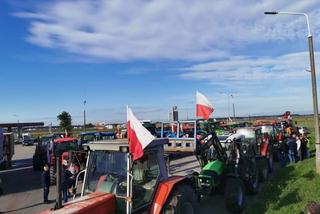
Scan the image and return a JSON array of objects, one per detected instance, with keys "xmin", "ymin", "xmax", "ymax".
[{"xmin": 1, "ymin": 0, "xmax": 320, "ymax": 125}]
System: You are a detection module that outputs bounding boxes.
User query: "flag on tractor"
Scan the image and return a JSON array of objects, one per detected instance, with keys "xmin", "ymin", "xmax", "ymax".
[
  {"xmin": 127, "ymin": 106, "xmax": 155, "ymax": 160},
  {"xmin": 196, "ymin": 91, "xmax": 214, "ymax": 120}
]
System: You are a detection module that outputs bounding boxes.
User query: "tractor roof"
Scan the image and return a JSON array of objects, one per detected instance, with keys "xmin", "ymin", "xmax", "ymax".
[
  {"xmin": 83, "ymin": 138, "xmax": 168, "ymax": 152},
  {"xmin": 54, "ymin": 137, "xmax": 77, "ymax": 143}
]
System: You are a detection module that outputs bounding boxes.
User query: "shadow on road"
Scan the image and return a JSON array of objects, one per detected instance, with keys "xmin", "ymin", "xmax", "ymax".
[
  {"xmin": 0, "ymin": 166, "xmax": 42, "ymax": 195},
  {"xmin": 4, "ymin": 202, "xmax": 44, "ymax": 213}
]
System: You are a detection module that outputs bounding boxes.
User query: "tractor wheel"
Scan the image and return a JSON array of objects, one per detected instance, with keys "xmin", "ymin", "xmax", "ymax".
[
  {"xmin": 50, "ymin": 167, "xmax": 56, "ymax": 185},
  {"xmin": 224, "ymin": 177, "xmax": 245, "ymax": 213},
  {"xmin": 162, "ymin": 184, "xmax": 199, "ymax": 214},
  {"xmin": 245, "ymin": 168, "xmax": 259, "ymax": 195},
  {"xmin": 258, "ymin": 159, "xmax": 268, "ymax": 182}
]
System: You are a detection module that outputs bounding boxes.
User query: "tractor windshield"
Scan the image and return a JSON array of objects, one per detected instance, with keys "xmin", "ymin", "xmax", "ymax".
[
  {"xmin": 40, "ymin": 137, "xmax": 51, "ymax": 149},
  {"xmin": 85, "ymin": 151, "xmax": 128, "ymax": 196}
]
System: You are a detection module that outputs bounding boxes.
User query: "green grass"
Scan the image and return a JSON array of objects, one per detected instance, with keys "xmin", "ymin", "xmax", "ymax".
[
  {"xmin": 248, "ymin": 158, "xmax": 320, "ymax": 214},
  {"xmin": 248, "ymin": 115, "xmax": 320, "ymax": 213}
]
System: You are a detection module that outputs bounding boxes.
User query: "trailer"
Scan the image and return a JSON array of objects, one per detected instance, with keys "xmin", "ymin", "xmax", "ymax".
[{"xmin": 160, "ymin": 120, "xmax": 197, "ymax": 153}]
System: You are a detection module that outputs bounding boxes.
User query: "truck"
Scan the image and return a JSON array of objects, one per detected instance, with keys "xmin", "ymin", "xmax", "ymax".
[
  {"xmin": 0, "ymin": 129, "xmax": 14, "ymax": 170},
  {"xmin": 22, "ymin": 133, "xmax": 34, "ymax": 146}
]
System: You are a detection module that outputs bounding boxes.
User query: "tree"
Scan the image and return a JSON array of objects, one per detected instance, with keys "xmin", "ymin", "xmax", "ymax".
[{"xmin": 57, "ymin": 111, "xmax": 72, "ymax": 136}]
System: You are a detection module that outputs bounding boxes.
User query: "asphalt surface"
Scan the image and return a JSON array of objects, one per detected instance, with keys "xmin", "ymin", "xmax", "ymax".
[{"xmin": 0, "ymin": 144, "xmax": 260, "ymax": 214}]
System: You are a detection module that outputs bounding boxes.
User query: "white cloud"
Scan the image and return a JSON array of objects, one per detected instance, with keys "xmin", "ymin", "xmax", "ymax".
[
  {"xmin": 13, "ymin": 0, "xmax": 320, "ymax": 61},
  {"xmin": 180, "ymin": 52, "xmax": 318, "ymax": 84}
]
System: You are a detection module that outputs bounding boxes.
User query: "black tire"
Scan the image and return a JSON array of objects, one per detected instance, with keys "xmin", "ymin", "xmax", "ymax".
[
  {"xmin": 273, "ymin": 149, "xmax": 279, "ymax": 162},
  {"xmin": 224, "ymin": 177, "xmax": 245, "ymax": 213},
  {"xmin": 268, "ymin": 156, "xmax": 274, "ymax": 173},
  {"xmin": 50, "ymin": 167, "xmax": 56, "ymax": 185},
  {"xmin": 162, "ymin": 184, "xmax": 199, "ymax": 214},
  {"xmin": 245, "ymin": 168, "xmax": 259, "ymax": 195},
  {"xmin": 257, "ymin": 159, "xmax": 268, "ymax": 182}
]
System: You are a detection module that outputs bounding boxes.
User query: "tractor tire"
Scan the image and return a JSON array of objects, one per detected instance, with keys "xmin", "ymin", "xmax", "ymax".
[
  {"xmin": 245, "ymin": 168, "xmax": 259, "ymax": 195},
  {"xmin": 268, "ymin": 156, "xmax": 274, "ymax": 173},
  {"xmin": 257, "ymin": 159, "xmax": 268, "ymax": 182},
  {"xmin": 50, "ymin": 167, "xmax": 56, "ymax": 185},
  {"xmin": 162, "ymin": 184, "xmax": 199, "ymax": 214},
  {"xmin": 224, "ymin": 177, "xmax": 245, "ymax": 213}
]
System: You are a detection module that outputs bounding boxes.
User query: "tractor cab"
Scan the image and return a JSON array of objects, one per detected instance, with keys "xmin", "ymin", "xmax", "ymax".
[
  {"xmin": 33, "ymin": 133, "xmax": 66, "ymax": 170},
  {"xmin": 71, "ymin": 139, "xmax": 168, "ymax": 214},
  {"xmin": 40, "ymin": 138, "xmax": 200, "ymax": 214}
]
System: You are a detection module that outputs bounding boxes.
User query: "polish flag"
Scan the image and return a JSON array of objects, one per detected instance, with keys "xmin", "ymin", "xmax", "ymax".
[
  {"xmin": 196, "ymin": 91, "xmax": 214, "ymax": 120},
  {"xmin": 127, "ymin": 106, "xmax": 155, "ymax": 160}
]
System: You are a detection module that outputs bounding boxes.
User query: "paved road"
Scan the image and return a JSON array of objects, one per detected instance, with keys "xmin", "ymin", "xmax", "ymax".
[{"xmin": 0, "ymin": 144, "xmax": 259, "ymax": 214}]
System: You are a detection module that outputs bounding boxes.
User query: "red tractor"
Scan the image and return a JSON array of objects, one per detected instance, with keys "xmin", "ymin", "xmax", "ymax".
[
  {"xmin": 40, "ymin": 138, "xmax": 199, "ymax": 214},
  {"xmin": 48, "ymin": 137, "xmax": 86, "ymax": 185}
]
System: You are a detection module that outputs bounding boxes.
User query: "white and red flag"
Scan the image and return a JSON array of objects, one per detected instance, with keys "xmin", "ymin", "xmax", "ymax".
[
  {"xmin": 127, "ymin": 106, "xmax": 155, "ymax": 160},
  {"xmin": 196, "ymin": 91, "xmax": 214, "ymax": 120}
]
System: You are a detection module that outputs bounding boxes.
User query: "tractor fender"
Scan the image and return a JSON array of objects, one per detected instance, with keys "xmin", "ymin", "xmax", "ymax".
[
  {"xmin": 150, "ymin": 176, "xmax": 192, "ymax": 214},
  {"xmin": 38, "ymin": 192, "xmax": 116, "ymax": 214}
]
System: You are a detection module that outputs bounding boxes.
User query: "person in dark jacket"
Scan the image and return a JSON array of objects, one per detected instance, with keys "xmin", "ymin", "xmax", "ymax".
[
  {"xmin": 62, "ymin": 160, "xmax": 72, "ymax": 203},
  {"xmin": 287, "ymin": 134, "xmax": 297, "ymax": 164},
  {"xmin": 41, "ymin": 164, "xmax": 50, "ymax": 203}
]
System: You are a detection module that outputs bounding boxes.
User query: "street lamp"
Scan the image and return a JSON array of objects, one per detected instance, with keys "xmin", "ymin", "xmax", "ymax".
[
  {"xmin": 265, "ymin": 11, "xmax": 320, "ymax": 173},
  {"xmin": 230, "ymin": 94, "xmax": 236, "ymax": 120},
  {"xmin": 83, "ymin": 100, "xmax": 87, "ymax": 132},
  {"xmin": 219, "ymin": 92, "xmax": 230, "ymax": 119}
]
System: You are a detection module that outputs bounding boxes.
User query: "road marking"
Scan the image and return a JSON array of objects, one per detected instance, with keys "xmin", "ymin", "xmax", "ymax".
[{"xmin": 0, "ymin": 166, "xmax": 33, "ymax": 173}]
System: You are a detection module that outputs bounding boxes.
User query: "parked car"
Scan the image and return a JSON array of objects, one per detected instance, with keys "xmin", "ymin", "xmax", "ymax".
[{"xmin": 22, "ymin": 134, "xmax": 33, "ymax": 146}]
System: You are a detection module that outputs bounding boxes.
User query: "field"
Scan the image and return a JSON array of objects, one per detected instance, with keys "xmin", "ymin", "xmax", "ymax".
[{"xmin": 248, "ymin": 115, "xmax": 320, "ymax": 213}]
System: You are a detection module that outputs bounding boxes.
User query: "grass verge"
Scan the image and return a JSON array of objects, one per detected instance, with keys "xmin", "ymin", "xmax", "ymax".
[{"xmin": 248, "ymin": 158, "xmax": 320, "ymax": 214}]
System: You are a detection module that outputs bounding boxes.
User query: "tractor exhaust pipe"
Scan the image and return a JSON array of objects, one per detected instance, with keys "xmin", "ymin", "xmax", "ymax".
[{"xmin": 54, "ymin": 155, "xmax": 63, "ymax": 209}]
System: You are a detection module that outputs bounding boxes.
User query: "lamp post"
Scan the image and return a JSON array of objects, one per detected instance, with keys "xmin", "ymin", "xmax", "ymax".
[
  {"xmin": 83, "ymin": 100, "xmax": 86, "ymax": 132},
  {"xmin": 265, "ymin": 11, "xmax": 320, "ymax": 173},
  {"xmin": 230, "ymin": 94, "xmax": 236, "ymax": 121},
  {"xmin": 219, "ymin": 92, "xmax": 230, "ymax": 120}
]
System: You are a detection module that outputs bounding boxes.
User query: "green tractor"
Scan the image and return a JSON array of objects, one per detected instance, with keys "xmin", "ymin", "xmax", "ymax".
[{"xmin": 195, "ymin": 131, "xmax": 259, "ymax": 213}]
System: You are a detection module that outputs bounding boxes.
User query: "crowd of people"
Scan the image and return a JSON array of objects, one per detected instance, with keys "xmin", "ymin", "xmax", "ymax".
[
  {"xmin": 277, "ymin": 122, "xmax": 310, "ymax": 167},
  {"xmin": 41, "ymin": 159, "xmax": 79, "ymax": 204}
]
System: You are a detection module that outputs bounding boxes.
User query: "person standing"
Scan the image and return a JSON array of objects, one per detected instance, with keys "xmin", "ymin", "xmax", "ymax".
[
  {"xmin": 287, "ymin": 134, "xmax": 297, "ymax": 164},
  {"xmin": 67, "ymin": 160, "xmax": 79, "ymax": 196},
  {"xmin": 41, "ymin": 164, "xmax": 50, "ymax": 203},
  {"xmin": 62, "ymin": 160, "xmax": 71, "ymax": 203},
  {"xmin": 279, "ymin": 136, "xmax": 288, "ymax": 167},
  {"xmin": 296, "ymin": 134, "xmax": 302, "ymax": 161}
]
